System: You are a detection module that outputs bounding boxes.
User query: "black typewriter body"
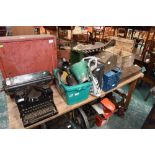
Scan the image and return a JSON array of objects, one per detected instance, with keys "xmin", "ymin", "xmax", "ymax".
[
  {"xmin": 3, "ymin": 71, "xmax": 53, "ymax": 96},
  {"xmin": 3, "ymin": 71, "xmax": 58, "ymax": 127}
]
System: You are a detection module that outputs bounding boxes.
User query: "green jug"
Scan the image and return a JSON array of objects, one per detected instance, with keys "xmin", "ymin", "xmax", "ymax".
[{"xmin": 71, "ymin": 60, "xmax": 89, "ymax": 83}]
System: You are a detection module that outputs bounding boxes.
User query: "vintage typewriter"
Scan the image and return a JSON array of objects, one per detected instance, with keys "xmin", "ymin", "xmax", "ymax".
[{"xmin": 3, "ymin": 71, "xmax": 58, "ymax": 127}]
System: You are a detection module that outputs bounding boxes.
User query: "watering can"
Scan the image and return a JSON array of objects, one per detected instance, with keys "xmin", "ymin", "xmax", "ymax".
[{"xmin": 70, "ymin": 60, "xmax": 89, "ymax": 83}]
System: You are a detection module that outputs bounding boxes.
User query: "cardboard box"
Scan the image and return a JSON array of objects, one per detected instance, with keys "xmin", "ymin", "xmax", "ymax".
[
  {"xmin": 105, "ymin": 47, "xmax": 135, "ymax": 69},
  {"xmin": 109, "ymin": 36, "xmax": 135, "ymax": 53}
]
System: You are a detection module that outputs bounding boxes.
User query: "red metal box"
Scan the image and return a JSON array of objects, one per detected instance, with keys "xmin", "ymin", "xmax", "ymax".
[{"xmin": 0, "ymin": 35, "xmax": 57, "ymax": 79}]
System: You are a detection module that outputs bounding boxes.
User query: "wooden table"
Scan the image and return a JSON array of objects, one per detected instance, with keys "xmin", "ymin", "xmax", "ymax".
[{"xmin": 7, "ymin": 72, "xmax": 144, "ymax": 129}]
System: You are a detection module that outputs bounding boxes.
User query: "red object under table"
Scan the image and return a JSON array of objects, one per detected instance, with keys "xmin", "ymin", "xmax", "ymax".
[{"xmin": 101, "ymin": 98, "xmax": 116, "ymax": 119}]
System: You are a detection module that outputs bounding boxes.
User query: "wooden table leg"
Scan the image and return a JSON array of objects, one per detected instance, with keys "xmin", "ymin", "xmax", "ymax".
[{"xmin": 124, "ymin": 79, "xmax": 138, "ymax": 109}]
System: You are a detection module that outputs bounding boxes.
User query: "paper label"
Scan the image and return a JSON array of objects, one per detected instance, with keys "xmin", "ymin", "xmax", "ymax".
[
  {"xmin": 49, "ymin": 40, "xmax": 53, "ymax": 44},
  {"xmin": 75, "ymin": 93, "xmax": 79, "ymax": 96}
]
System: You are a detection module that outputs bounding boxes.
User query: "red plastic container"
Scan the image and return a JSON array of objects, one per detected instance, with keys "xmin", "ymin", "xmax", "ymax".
[
  {"xmin": 0, "ymin": 35, "xmax": 57, "ymax": 78},
  {"xmin": 96, "ymin": 115, "xmax": 107, "ymax": 127},
  {"xmin": 101, "ymin": 98, "xmax": 116, "ymax": 119}
]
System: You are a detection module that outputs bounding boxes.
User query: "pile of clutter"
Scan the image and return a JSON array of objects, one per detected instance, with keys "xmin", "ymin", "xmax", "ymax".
[
  {"xmin": 54, "ymin": 56, "xmax": 122, "ymax": 105},
  {"xmin": 72, "ymin": 98, "xmax": 116, "ymax": 128}
]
